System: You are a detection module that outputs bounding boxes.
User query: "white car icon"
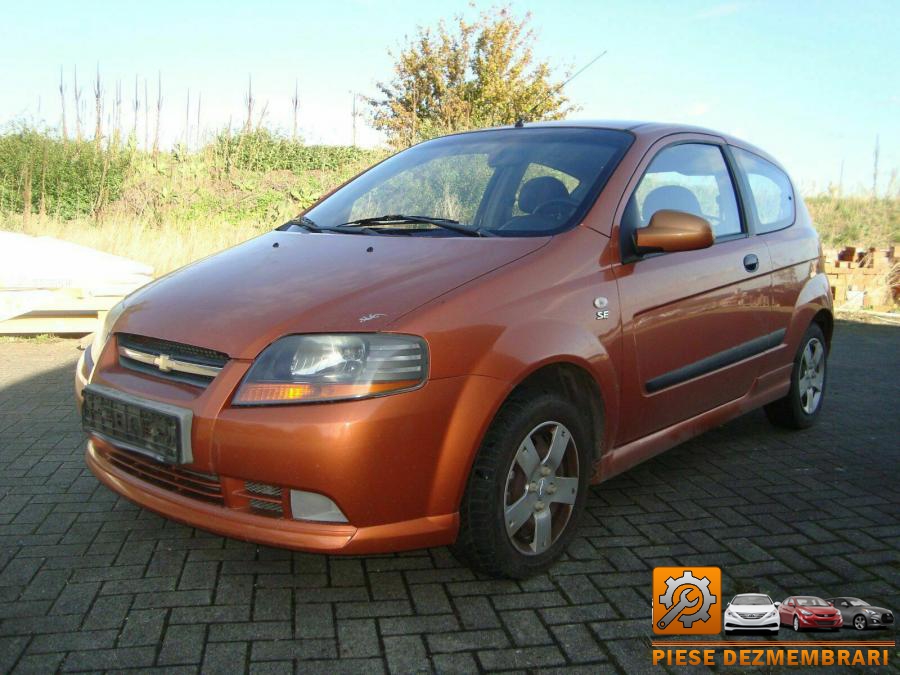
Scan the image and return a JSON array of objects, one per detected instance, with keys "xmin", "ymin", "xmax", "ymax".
[{"xmin": 724, "ymin": 593, "xmax": 780, "ymax": 633}]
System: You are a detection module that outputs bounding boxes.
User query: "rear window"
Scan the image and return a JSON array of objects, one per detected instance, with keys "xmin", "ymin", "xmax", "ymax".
[{"xmin": 732, "ymin": 147, "xmax": 795, "ymax": 233}]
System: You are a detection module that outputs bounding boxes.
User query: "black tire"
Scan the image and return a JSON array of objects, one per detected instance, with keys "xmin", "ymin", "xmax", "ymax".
[
  {"xmin": 765, "ymin": 323, "xmax": 827, "ymax": 429},
  {"xmin": 853, "ymin": 614, "xmax": 867, "ymax": 631},
  {"xmin": 451, "ymin": 388, "xmax": 592, "ymax": 578}
]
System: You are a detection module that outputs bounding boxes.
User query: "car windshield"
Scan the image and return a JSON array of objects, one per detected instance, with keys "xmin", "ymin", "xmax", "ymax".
[
  {"xmin": 733, "ymin": 595, "xmax": 771, "ymax": 605},
  {"xmin": 847, "ymin": 599, "xmax": 869, "ymax": 607},
  {"xmin": 295, "ymin": 127, "xmax": 632, "ymax": 237},
  {"xmin": 796, "ymin": 597, "xmax": 829, "ymax": 607}
]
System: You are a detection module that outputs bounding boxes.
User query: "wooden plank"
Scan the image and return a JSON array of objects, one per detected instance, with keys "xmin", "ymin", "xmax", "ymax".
[{"xmin": 0, "ymin": 314, "xmax": 101, "ymax": 334}]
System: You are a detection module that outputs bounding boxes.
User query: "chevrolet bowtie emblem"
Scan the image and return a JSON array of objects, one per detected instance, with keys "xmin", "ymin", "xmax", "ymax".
[{"xmin": 154, "ymin": 353, "xmax": 173, "ymax": 372}]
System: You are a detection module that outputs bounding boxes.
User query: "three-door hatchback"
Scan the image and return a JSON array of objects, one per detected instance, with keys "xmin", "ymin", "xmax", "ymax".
[{"xmin": 77, "ymin": 121, "xmax": 833, "ymax": 578}]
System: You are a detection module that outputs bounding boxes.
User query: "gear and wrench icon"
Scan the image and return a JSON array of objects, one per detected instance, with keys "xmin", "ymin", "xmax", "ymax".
[{"xmin": 657, "ymin": 570, "xmax": 717, "ymax": 628}]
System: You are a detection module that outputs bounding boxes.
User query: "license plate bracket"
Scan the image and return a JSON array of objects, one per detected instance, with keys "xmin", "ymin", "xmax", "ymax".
[{"xmin": 82, "ymin": 384, "xmax": 193, "ymax": 464}]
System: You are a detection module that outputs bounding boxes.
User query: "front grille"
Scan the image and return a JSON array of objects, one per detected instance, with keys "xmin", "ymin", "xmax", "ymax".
[
  {"xmin": 882, "ymin": 613, "xmax": 893, "ymax": 623},
  {"xmin": 101, "ymin": 445, "xmax": 223, "ymax": 504},
  {"xmin": 117, "ymin": 333, "xmax": 228, "ymax": 387},
  {"xmin": 737, "ymin": 612, "xmax": 764, "ymax": 619},
  {"xmin": 814, "ymin": 618, "xmax": 838, "ymax": 625}
]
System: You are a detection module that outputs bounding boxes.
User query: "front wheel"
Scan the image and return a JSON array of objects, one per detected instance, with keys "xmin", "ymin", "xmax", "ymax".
[
  {"xmin": 765, "ymin": 323, "xmax": 827, "ymax": 429},
  {"xmin": 451, "ymin": 389, "xmax": 592, "ymax": 578},
  {"xmin": 853, "ymin": 615, "xmax": 867, "ymax": 631},
  {"xmin": 793, "ymin": 616, "xmax": 801, "ymax": 632}
]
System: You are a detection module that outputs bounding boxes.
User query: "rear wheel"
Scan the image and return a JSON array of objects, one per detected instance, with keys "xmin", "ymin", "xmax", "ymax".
[
  {"xmin": 765, "ymin": 323, "xmax": 827, "ymax": 429},
  {"xmin": 451, "ymin": 389, "xmax": 592, "ymax": 578}
]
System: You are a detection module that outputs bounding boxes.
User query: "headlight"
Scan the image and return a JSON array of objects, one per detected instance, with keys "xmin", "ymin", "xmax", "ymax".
[
  {"xmin": 234, "ymin": 334, "xmax": 428, "ymax": 405},
  {"xmin": 864, "ymin": 609, "xmax": 878, "ymax": 615},
  {"xmin": 89, "ymin": 300, "xmax": 127, "ymax": 369},
  {"xmin": 765, "ymin": 610, "xmax": 776, "ymax": 618},
  {"xmin": 799, "ymin": 610, "xmax": 813, "ymax": 616}
]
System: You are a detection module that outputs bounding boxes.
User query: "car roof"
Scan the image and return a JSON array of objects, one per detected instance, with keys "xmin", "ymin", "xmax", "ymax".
[{"xmin": 446, "ymin": 120, "xmax": 783, "ymax": 168}]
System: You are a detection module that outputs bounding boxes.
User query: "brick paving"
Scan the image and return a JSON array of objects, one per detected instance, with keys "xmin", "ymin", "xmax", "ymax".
[{"xmin": 0, "ymin": 321, "xmax": 897, "ymax": 673}]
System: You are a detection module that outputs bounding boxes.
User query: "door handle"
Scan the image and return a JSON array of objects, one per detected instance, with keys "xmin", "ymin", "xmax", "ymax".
[{"xmin": 743, "ymin": 254, "xmax": 759, "ymax": 272}]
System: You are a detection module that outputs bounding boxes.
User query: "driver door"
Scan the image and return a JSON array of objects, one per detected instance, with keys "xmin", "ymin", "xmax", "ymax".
[{"xmin": 613, "ymin": 140, "xmax": 774, "ymax": 443}]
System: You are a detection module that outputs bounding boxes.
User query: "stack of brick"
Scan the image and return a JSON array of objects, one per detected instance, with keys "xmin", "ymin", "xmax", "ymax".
[{"xmin": 822, "ymin": 244, "xmax": 897, "ymax": 311}]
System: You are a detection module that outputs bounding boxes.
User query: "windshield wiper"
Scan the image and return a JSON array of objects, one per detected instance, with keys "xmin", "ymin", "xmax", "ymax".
[
  {"xmin": 336, "ymin": 214, "xmax": 492, "ymax": 237},
  {"xmin": 279, "ymin": 216, "xmax": 381, "ymax": 236},
  {"xmin": 279, "ymin": 216, "xmax": 323, "ymax": 233}
]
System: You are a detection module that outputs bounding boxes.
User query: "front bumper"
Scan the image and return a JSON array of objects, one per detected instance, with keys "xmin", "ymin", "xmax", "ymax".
[
  {"xmin": 77, "ymin": 341, "xmax": 511, "ymax": 554},
  {"xmin": 725, "ymin": 613, "xmax": 779, "ymax": 631},
  {"xmin": 860, "ymin": 612, "xmax": 893, "ymax": 628},
  {"xmin": 86, "ymin": 438, "xmax": 456, "ymax": 553},
  {"xmin": 796, "ymin": 613, "xmax": 842, "ymax": 629}
]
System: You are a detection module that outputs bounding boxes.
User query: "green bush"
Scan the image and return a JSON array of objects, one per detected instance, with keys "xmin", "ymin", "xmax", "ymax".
[
  {"xmin": 210, "ymin": 128, "xmax": 383, "ymax": 174},
  {"xmin": 0, "ymin": 126, "xmax": 132, "ymax": 219}
]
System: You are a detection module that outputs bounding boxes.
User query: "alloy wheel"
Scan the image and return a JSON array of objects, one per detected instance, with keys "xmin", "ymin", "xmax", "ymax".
[
  {"xmin": 798, "ymin": 337, "xmax": 825, "ymax": 414},
  {"xmin": 854, "ymin": 615, "xmax": 866, "ymax": 630},
  {"xmin": 503, "ymin": 421, "xmax": 579, "ymax": 555},
  {"xmin": 793, "ymin": 616, "xmax": 800, "ymax": 632}
]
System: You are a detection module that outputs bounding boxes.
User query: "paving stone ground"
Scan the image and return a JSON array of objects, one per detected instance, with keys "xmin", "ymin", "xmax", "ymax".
[{"xmin": 0, "ymin": 321, "xmax": 897, "ymax": 673}]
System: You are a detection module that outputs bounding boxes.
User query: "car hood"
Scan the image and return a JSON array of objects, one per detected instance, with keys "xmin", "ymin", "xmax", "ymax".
[
  {"xmin": 116, "ymin": 231, "xmax": 547, "ymax": 359},
  {"xmin": 730, "ymin": 604, "xmax": 776, "ymax": 613}
]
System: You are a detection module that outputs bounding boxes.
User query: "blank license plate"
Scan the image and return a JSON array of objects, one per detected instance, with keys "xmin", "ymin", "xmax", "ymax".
[{"xmin": 82, "ymin": 385, "xmax": 192, "ymax": 464}]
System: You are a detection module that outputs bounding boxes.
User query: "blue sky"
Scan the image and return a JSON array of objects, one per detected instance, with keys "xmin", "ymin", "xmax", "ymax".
[{"xmin": 1, "ymin": 0, "xmax": 897, "ymax": 194}]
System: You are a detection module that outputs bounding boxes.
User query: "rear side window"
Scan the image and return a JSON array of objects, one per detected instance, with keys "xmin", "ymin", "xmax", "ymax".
[
  {"xmin": 627, "ymin": 143, "xmax": 742, "ymax": 239},
  {"xmin": 732, "ymin": 147, "xmax": 795, "ymax": 233}
]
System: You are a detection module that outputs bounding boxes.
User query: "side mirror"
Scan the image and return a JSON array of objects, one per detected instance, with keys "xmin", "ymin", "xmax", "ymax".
[
  {"xmin": 827, "ymin": 601, "xmax": 834, "ymax": 606},
  {"xmin": 634, "ymin": 209, "xmax": 714, "ymax": 255},
  {"xmin": 774, "ymin": 602, "xmax": 781, "ymax": 607}
]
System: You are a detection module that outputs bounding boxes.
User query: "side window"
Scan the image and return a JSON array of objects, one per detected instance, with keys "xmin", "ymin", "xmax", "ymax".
[
  {"xmin": 732, "ymin": 147, "xmax": 795, "ymax": 233},
  {"xmin": 627, "ymin": 143, "xmax": 742, "ymax": 239}
]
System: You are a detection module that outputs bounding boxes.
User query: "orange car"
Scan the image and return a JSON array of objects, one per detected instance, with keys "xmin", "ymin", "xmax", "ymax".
[{"xmin": 77, "ymin": 122, "xmax": 832, "ymax": 578}]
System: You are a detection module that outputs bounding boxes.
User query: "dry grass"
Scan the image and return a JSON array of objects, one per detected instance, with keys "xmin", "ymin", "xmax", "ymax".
[
  {"xmin": 1, "ymin": 144, "xmax": 384, "ymax": 275},
  {"xmin": 1, "ymin": 213, "xmax": 268, "ymax": 275},
  {"xmin": 806, "ymin": 195, "xmax": 899, "ymax": 247}
]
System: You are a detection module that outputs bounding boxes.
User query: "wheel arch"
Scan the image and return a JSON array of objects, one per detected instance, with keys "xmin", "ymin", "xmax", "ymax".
[
  {"xmin": 811, "ymin": 307, "xmax": 834, "ymax": 350},
  {"xmin": 509, "ymin": 360, "xmax": 607, "ymax": 467},
  {"xmin": 428, "ymin": 352, "xmax": 617, "ymax": 518},
  {"xmin": 783, "ymin": 272, "xmax": 834, "ymax": 355}
]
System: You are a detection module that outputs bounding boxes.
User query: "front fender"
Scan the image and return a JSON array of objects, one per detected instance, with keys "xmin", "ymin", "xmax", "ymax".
[
  {"xmin": 467, "ymin": 318, "xmax": 620, "ymax": 444},
  {"xmin": 423, "ymin": 318, "xmax": 621, "ymax": 515}
]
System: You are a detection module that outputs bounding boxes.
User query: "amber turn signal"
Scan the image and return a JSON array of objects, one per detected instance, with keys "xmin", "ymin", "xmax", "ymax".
[{"xmin": 233, "ymin": 380, "xmax": 422, "ymax": 404}]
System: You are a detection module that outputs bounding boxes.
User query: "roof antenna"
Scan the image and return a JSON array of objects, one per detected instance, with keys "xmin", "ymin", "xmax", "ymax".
[{"xmin": 515, "ymin": 50, "xmax": 607, "ymax": 128}]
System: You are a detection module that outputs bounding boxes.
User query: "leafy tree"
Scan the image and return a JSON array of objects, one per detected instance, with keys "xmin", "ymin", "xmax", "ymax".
[{"xmin": 370, "ymin": 6, "xmax": 576, "ymax": 148}]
